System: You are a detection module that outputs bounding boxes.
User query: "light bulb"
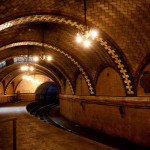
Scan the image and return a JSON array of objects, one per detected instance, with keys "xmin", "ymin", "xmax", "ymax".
[
  {"xmin": 76, "ymin": 33, "xmax": 82, "ymax": 43},
  {"xmin": 84, "ymin": 40, "xmax": 91, "ymax": 47},
  {"xmin": 29, "ymin": 66, "xmax": 34, "ymax": 71},
  {"xmin": 22, "ymin": 76, "xmax": 25, "ymax": 79},
  {"xmin": 91, "ymin": 30, "xmax": 97, "ymax": 40},
  {"xmin": 21, "ymin": 66, "xmax": 28, "ymax": 71},
  {"xmin": 76, "ymin": 36, "xmax": 82, "ymax": 43},
  {"xmin": 33, "ymin": 56, "xmax": 39, "ymax": 62},
  {"xmin": 21, "ymin": 66, "xmax": 24, "ymax": 70},
  {"xmin": 47, "ymin": 56, "xmax": 52, "ymax": 61},
  {"xmin": 77, "ymin": 33, "xmax": 79, "ymax": 36}
]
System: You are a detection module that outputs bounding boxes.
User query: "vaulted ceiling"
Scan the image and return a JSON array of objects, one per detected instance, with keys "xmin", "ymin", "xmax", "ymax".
[{"xmin": 0, "ymin": 0, "xmax": 149, "ymax": 96}]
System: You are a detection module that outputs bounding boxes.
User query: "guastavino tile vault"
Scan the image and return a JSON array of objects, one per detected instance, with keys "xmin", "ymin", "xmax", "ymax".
[{"xmin": 0, "ymin": 0, "xmax": 149, "ymax": 149}]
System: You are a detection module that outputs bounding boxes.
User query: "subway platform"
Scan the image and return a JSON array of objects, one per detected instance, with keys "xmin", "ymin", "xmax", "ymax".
[{"xmin": 0, "ymin": 102, "xmax": 115, "ymax": 150}]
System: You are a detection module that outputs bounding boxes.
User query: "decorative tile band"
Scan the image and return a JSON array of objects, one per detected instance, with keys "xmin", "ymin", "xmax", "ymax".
[
  {"xmin": 0, "ymin": 41, "xmax": 94, "ymax": 95},
  {"xmin": 67, "ymin": 79, "xmax": 74, "ymax": 95},
  {"xmin": 0, "ymin": 14, "xmax": 135, "ymax": 95},
  {"xmin": 97, "ymin": 38, "xmax": 135, "ymax": 95},
  {"xmin": 0, "ymin": 15, "xmax": 84, "ymax": 32}
]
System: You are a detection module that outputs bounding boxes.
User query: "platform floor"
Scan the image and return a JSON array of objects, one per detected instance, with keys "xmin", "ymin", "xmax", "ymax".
[
  {"xmin": 49, "ymin": 106, "xmax": 148, "ymax": 150},
  {"xmin": 0, "ymin": 102, "xmax": 115, "ymax": 150}
]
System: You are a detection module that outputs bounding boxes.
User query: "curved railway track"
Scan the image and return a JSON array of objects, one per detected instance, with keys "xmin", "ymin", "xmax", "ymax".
[{"xmin": 26, "ymin": 102, "xmax": 149, "ymax": 150}]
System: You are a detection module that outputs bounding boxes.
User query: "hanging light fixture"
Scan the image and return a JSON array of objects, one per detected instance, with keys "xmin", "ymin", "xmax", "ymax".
[
  {"xmin": 20, "ymin": 46, "xmax": 36, "ymax": 84},
  {"xmin": 33, "ymin": 24, "xmax": 52, "ymax": 62},
  {"xmin": 22, "ymin": 75, "xmax": 40, "ymax": 84},
  {"xmin": 20, "ymin": 47, "xmax": 34, "ymax": 72},
  {"xmin": 21, "ymin": 65, "xmax": 34, "ymax": 71},
  {"xmin": 76, "ymin": 0, "xmax": 98, "ymax": 47}
]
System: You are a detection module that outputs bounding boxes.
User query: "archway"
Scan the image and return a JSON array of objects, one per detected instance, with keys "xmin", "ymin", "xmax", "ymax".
[{"xmin": 35, "ymin": 82, "xmax": 59, "ymax": 105}]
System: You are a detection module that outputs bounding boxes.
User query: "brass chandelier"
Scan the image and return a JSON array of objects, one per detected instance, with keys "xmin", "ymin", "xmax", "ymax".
[{"xmin": 76, "ymin": 0, "xmax": 98, "ymax": 47}]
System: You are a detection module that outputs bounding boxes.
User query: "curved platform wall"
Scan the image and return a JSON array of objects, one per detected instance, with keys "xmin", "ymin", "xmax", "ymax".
[
  {"xmin": 60, "ymin": 95, "xmax": 150, "ymax": 148},
  {"xmin": 60, "ymin": 67, "xmax": 150, "ymax": 147}
]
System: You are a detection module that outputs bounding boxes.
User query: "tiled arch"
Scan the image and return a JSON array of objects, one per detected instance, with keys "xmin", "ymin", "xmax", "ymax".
[
  {"xmin": 0, "ymin": 14, "xmax": 135, "ymax": 95},
  {"xmin": 0, "ymin": 41, "xmax": 93, "ymax": 95},
  {"xmin": 2, "ymin": 65, "xmax": 65, "ymax": 95}
]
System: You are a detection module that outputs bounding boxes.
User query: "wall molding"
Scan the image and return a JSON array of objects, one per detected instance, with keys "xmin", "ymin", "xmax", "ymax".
[{"xmin": 60, "ymin": 95, "xmax": 150, "ymax": 108}]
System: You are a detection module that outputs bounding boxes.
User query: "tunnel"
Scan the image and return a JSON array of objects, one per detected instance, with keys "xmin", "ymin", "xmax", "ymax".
[
  {"xmin": 0, "ymin": 0, "xmax": 149, "ymax": 149},
  {"xmin": 35, "ymin": 82, "xmax": 59, "ymax": 105}
]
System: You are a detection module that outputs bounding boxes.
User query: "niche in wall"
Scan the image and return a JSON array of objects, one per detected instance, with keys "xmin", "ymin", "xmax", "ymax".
[
  {"xmin": 140, "ymin": 71, "xmax": 150, "ymax": 93},
  {"xmin": 96, "ymin": 67, "xmax": 126, "ymax": 96},
  {"xmin": 137, "ymin": 62, "xmax": 150, "ymax": 96}
]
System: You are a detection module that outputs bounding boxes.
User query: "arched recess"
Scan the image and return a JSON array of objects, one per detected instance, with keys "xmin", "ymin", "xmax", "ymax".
[
  {"xmin": 0, "ymin": 14, "xmax": 135, "ymax": 95},
  {"xmin": 96, "ymin": 67, "xmax": 126, "ymax": 96},
  {"xmin": 75, "ymin": 74, "xmax": 90, "ymax": 96},
  {"xmin": 137, "ymin": 58, "xmax": 150, "ymax": 96}
]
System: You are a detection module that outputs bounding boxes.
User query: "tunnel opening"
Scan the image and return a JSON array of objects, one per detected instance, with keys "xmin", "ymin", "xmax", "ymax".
[{"xmin": 35, "ymin": 82, "xmax": 59, "ymax": 105}]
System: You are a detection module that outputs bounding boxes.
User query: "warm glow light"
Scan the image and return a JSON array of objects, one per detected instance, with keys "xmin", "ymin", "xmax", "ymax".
[
  {"xmin": 26, "ymin": 76, "xmax": 31, "ymax": 80},
  {"xmin": 75, "ymin": 0, "xmax": 98, "ymax": 48},
  {"xmin": 33, "ymin": 56, "xmax": 39, "ymax": 62},
  {"xmin": 85, "ymin": 31, "xmax": 90, "ymax": 39},
  {"xmin": 47, "ymin": 56, "xmax": 52, "ymax": 61},
  {"xmin": 22, "ymin": 76, "xmax": 25, "ymax": 79},
  {"xmin": 76, "ymin": 36, "xmax": 82, "ymax": 43},
  {"xmin": 91, "ymin": 30, "xmax": 98, "ymax": 40},
  {"xmin": 29, "ymin": 66, "xmax": 34, "ymax": 71},
  {"xmin": 21, "ymin": 66, "xmax": 29, "ymax": 71},
  {"xmin": 22, "ymin": 75, "xmax": 41, "ymax": 84},
  {"xmin": 21, "ymin": 65, "xmax": 34, "ymax": 71},
  {"xmin": 84, "ymin": 40, "xmax": 91, "ymax": 47},
  {"xmin": 76, "ymin": 33, "xmax": 83, "ymax": 43}
]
